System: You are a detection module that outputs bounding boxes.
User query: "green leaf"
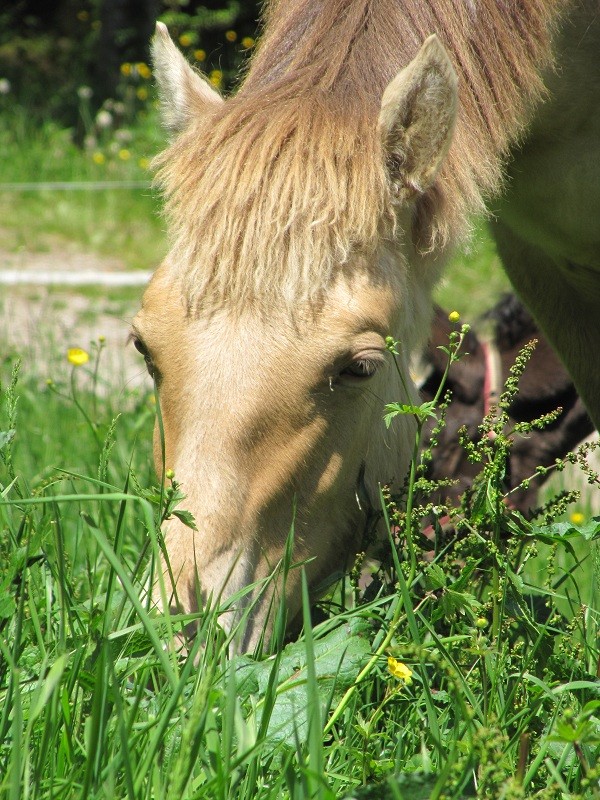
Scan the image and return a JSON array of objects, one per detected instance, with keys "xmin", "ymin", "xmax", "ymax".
[
  {"xmin": 171, "ymin": 508, "xmax": 198, "ymax": 530},
  {"xmin": 0, "ymin": 594, "xmax": 16, "ymax": 619},
  {"xmin": 383, "ymin": 401, "xmax": 437, "ymax": 427},
  {"xmin": 343, "ymin": 771, "xmax": 462, "ymax": 800},
  {"xmin": 425, "ymin": 563, "xmax": 447, "ymax": 591},
  {"xmin": 232, "ymin": 616, "xmax": 372, "ymax": 744},
  {"xmin": 533, "ymin": 517, "xmax": 600, "ymax": 543}
]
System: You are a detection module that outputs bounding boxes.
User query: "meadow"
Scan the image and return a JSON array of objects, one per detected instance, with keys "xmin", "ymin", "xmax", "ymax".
[{"xmin": 0, "ymin": 99, "xmax": 599, "ymax": 800}]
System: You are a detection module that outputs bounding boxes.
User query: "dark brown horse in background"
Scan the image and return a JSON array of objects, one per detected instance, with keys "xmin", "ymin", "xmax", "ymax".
[{"xmin": 421, "ymin": 295, "xmax": 595, "ymax": 514}]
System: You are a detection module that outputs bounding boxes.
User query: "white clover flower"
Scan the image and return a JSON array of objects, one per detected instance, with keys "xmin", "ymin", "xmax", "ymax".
[
  {"xmin": 115, "ymin": 128, "xmax": 133, "ymax": 143},
  {"xmin": 95, "ymin": 109, "xmax": 113, "ymax": 129},
  {"xmin": 77, "ymin": 85, "xmax": 93, "ymax": 100},
  {"xmin": 0, "ymin": 78, "xmax": 11, "ymax": 95}
]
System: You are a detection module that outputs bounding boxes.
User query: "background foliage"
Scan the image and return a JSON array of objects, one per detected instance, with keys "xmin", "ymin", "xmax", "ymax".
[{"xmin": 0, "ymin": 0, "xmax": 261, "ymax": 125}]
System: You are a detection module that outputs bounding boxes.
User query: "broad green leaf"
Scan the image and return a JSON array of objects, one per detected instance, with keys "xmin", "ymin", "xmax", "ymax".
[
  {"xmin": 533, "ymin": 517, "xmax": 600, "ymax": 543},
  {"xmin": 233, "ymin": 616, "xmax": 372, "ymax": 744}
]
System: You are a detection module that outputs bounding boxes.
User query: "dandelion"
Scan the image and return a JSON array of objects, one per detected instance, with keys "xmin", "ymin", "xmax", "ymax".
[
  {"xmin": 570, "ymin": 511, "xmax": 585, "ymax": 525},
  {"xmin": 136, "ymin": 86, "xmax": 148, "ymax": 101},
  {"xmin": 194, "ymin": 49, "xmax": 206, "ymax": 62},
  {"xmin": 46, "ymin": 378, "xmax": 54, "ymax": 386},
  {"xmin": 120, "ymin": 63, "xmax": 132, "ymax": 77},
  {"xmin": 118, "ymin": 148, "xmax": 131, "ymax": 161},
  {"xmin": 225, "ymin": 30, "xmax": 237, "ymax": 42},
  {"xmin": 166, "ymin": 468, "xmax": 175, "ymax": 480},
  {"xmin": 241, "ymin": 36, "xmax": 255, "ymax": 49},
  {"xmin": 448, "ymin": 310, "xmax": 460, "ymax": 323},
  {"xmin": 92, "ymin": 152, "xmax": 106, "ymax": 165},
  {"xmin": 136, "ymin": 62, "xmax": 151, "ymax": 79},
  {"xmin": 387, "ymin": 657, "xmax": 413, "ymax": 684},
  {"xmin": 98, "ymin": 335, "xmax": 106, "ymax": 344},
  {"xmin": 67, "ymin": 348, "xmax": 90, "ymax": 367},
  {"xmin": 178, "ymin": 33, "xmax": 193, "ymax": 47},
  {"xmin": 209, "ymin": 70, "xmax": 223, "ymax": 88},
  {"xmin": 138, "ymin": 157, "xmax": 150, "ymax": 170}
]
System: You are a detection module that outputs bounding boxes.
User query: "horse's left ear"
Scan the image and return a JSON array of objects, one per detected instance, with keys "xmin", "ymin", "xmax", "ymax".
[
  {"xmin": 151, "ymin": 21, "xmax": 223, "ymax": 136},
  {"xmin": 379, "ymin": 35, "xmax": 457, "ymax": 202}
]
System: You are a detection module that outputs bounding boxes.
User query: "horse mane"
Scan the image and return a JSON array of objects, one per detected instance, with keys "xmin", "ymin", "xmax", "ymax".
[{"xmin": 154, "ymin": 0, "xmax": 566, "ymax": 313}]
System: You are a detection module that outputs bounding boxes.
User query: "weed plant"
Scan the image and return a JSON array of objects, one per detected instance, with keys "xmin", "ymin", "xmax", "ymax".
[{"xmin": 0, "ymin": 328, "xmax": 598, "ymax": 800}]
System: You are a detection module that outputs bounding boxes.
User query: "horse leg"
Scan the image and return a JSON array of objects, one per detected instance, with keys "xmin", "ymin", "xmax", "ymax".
[{"xmin": 490, "ymin": 218, "xmax": 600, "ymax": 432}]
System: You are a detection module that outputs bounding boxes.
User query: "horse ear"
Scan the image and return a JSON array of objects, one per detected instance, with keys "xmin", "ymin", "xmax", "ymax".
[
  {"xmin": 151, "ymin": 21, "xmax": 223, "ymax": 135},
  {"xmin": 379, "ymin": 35, "xmax": 457, "ymax": 202}
]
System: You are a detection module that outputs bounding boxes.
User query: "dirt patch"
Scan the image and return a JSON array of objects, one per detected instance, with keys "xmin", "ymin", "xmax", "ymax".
[{"xmin": 0, "ymin": 246, "xmax": 150, "ymax": 393}]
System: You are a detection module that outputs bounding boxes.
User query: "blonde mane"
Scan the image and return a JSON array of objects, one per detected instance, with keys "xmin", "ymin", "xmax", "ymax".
[{"xmin": 154, "ymin": 0, "xmax": 565, "ymax": 313}]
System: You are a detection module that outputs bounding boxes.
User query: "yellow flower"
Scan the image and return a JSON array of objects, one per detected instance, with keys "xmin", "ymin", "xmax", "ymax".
[
  {"xmin": 225, "ymin": 29, "xmax": 237, "ymax": 42},
  {"xmin": 387, "ymin": 657, "xmax": 413, "ymax": 684},
  {"xmin": 136, "ymin": 62, "xmax": 151, "ymax": 79},
  {"xmin": 77, "ymin": 10, "xmax": 89, "ymax": 21},
  {"xmin": 570, "ymin": 511, "xmax": 585, "ymax": 525},
  {"xmin": 194, "ymin": 49, "xmax": 206, "ymax": 62},
  {"xmin": 241, "ymin": 36, "xmax": 255, "ymax": 49},
  {"xmin": 138, "ymin": 157, "xmax": 150, "ymax": 170},
  {"xmin": 136, "ymin": 86, "xmax": 148, "ymax": 101},
  {"xmin": 118, "ymin": 149, "xmax": 131, "ymax": 161},
  {"xmin": 178, "ymin": 33, "xmax": 193, "ymax": 47},
  {"xmin": 120, "ymin": 63, "xmax": 132, "ymax": 77},
  {"xmin": 67, "ymin": 348, "xmax": 89, "ymax": 366},
  {"xmin": 92, "ymin": 151, "xmax": 105, "ymax": 165},
  {"xmin": 209, "ymin": 70, "xmax": 223, "ymax": 88},
  {"xmin": 448, "ymin": 310, "xmax": 460, "ymax": 323}
]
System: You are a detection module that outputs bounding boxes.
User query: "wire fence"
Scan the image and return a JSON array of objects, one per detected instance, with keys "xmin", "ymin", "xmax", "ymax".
[{"xmin": 0, "ymin": 180, "xmax": 155, "ymax": 285}]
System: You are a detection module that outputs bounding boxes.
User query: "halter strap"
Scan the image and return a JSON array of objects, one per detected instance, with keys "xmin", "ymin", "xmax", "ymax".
[{"xmin": 481, "ymin": 339, "xmax": 503, "ymax": 417}]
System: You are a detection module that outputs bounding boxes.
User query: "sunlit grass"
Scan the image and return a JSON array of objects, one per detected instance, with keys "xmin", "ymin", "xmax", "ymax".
[{"xmin": 0, "ymin": 328, "xmax": 598, "ymax": 800}]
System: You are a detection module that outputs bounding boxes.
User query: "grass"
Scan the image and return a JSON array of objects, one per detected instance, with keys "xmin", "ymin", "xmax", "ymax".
[
  {"xmin": 0, "ymin": 325, "xmax": 598, "ymax": 800},
  {"xmin": 0, "ymin": 106, "xmax": 166, "ymax": 270},
  {"xmin": 0, "ymin": 104, "xmax": 599, "ymax": 799}
]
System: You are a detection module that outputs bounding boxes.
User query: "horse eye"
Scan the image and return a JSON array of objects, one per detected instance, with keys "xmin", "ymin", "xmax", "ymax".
[
  {"xmin": 132, "ymin": 336, "xmax": 156, "ymax": 378},
  {"xmin": 340, "ymin": 358, "xmax": 380, "ymax": 380},
  {"xmin": 133, "ymin": 337, "xmax": 147, "ymax": 356}
]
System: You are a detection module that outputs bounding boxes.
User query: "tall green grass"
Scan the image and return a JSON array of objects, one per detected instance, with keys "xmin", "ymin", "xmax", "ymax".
[{"xmin": 1, "ymin": 330, "xmax": 598, "ymax": 800}]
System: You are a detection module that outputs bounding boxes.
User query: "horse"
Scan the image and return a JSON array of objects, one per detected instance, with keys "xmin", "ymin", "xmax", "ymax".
[
  {"xmin": 132, "ymin": 0, "xmax": 599, "ymax": 650},
  {"xmin": 420, "ymin": 295, "xmax": 595, "ymax": 514}
]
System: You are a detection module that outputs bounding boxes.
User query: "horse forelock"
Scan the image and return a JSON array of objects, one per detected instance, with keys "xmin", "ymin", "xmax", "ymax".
[
  {"xmin": 154, "ymin": 0, "xmax": 567, "ymax": 315},
  {"xmin": 154, "ymin": 94, "xmax": 396, "ymax": 314}
]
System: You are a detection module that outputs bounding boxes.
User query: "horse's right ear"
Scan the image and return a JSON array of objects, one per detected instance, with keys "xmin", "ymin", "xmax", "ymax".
[{"xmin": 151, "ymin": 21, "xmax": 223, "ymax": 136}]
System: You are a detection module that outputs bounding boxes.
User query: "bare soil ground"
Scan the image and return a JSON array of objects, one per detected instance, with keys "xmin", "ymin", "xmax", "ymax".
[{"xmin": 0, "ymin": 246, "xmax": 151, "ymax": 394}]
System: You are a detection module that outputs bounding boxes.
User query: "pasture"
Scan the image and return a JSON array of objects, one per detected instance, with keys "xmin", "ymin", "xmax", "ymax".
[{"xmin": 1, "ymin": 46, "xmax": 599, "ymax": 800}]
